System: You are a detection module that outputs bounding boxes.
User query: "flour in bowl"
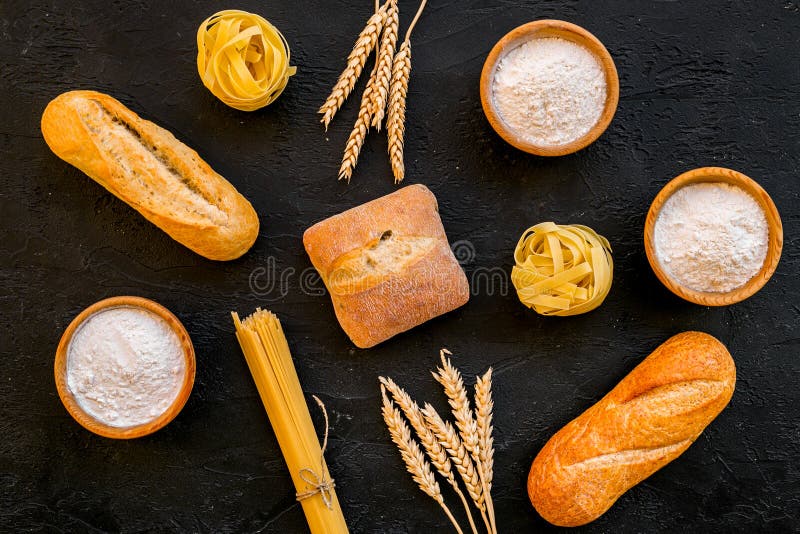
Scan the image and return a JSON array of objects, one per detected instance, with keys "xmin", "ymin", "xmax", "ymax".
[
  {"xmin": 66, "ymin": 306, "xmax": 186, "ymax": 427},
  {"xmin": 492, "ymin": 37, "xmax": 607, "ymax": 146},
  {"xmin": 653, "ymin": 182, "xmax": 769, "ymax": 293}
]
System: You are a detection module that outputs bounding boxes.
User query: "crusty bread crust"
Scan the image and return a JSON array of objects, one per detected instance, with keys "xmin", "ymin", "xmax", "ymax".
[
  {"xmin": 303, "ymin": 184, "xmax": 470, "ymax": 348},
  {"xmin": 528, "ymin": 331, "xmax": 736, "ymax": 527},
  {"xmin": 41, "ymin": 90, "xmax": 259, "ymax": 260}
]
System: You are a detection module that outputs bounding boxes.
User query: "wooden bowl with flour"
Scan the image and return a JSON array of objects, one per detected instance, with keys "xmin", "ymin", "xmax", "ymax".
[
  {"xmin": 480, "ymin": 19, "xmax": 619, "ymax": 156},
  {"xmin": 54, "ymin": 296, "xmax": 195, "ymax": 439},
  {"xmin": 644, "ymin": 167, "xmax": 783, "ymax": 306}
]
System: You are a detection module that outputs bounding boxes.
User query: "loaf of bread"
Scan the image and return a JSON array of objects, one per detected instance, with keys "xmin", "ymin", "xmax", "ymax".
[
  {"xmin": 303, "ymin": 184, "xmax": 470, "ymax": 348},
  {"xmin": 528, "ymin": 331, "xmax": 736, "ymax": 527},
  {"xmin": 41, "ymin": 90, "xmax": 259, "ymax": 260}
]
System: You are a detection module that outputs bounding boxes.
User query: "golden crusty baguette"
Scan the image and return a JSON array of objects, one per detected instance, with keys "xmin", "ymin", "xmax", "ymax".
[
  {"xmin": 41, "ymin": 90, "xmax": 259, "ymax": 260},
  {"xmin": 528, "ymin": 331, "xmax": 736, "ymax": 527},
  {"xmin": 303, "ymin": 184, "xmax": 469, "ymax": 348}
]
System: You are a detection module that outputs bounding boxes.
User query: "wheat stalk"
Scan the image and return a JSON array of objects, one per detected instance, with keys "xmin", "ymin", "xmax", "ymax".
[
  {"xmin": 319, "ymin": 3, "xmax": 388, "ymax": 130},
  {"xmin": 475, "ymin": 368, "xmax": 496, "ymax": 534},
  {"xmin": 386, "ymin": 0, "xmax": 426, "ymax": 183},
  {"xmin": 432, "ymin": 349, "xmax": 496, "ymax": 533},
  {"xmin": 378, "ymin": 346, "xmax": 495, "ymax": 533},
  {"xmin": 338, "ymin": 63, "xmax": 377, "ymax": 182},
  {"xmin": 381, "ymin": 377, "xmax": 479, "ymax": 534},
  {"xmin": 386, "ymin": 39, "xmax": 410, "ymax": 183},
  {"xmin": 474, "ymin": 369, "xmax": 494, "ymax": 490},
  {"xmin": 381, "ymin": 386, "xmax": 464, "ymax": 534},
  {"xmin": 422, "ymin": 402, "xmax": 492, "ymax": 534},
  {"xmin": 368, "ymin": 0, "xmax": 398, "ymax": 130}
]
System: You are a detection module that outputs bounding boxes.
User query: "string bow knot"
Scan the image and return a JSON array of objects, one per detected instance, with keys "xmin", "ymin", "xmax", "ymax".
[{"xmin": 295, "ymin": 396, "xmax": 336, "ymax": 510}]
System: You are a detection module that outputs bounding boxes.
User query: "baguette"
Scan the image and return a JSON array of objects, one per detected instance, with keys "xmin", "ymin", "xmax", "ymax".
[
  {"xmin": 303, "ymin": 184, "xmax": 469, "ymax": 348},
  {"xmin": 528, "ymin": 331, "xmax": 736, "ymax": 527},
  {"xmin": 41, "ymin": 90, "xmax": 259, "ymax": 261}
]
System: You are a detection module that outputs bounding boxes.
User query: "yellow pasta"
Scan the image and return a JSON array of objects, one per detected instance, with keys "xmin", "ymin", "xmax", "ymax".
[
  {"xmin": 197, "ymin": 10, "xmax": 296, "ymax": 111},
  {"xmin": 511, "ymin": 222, "xmax": 613, "ymax": 316},
  {"xmin": 232, "ymin": 309, "xmax": 348, "ymax": 534}
]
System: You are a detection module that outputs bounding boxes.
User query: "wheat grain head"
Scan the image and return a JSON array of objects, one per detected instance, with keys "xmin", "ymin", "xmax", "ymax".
[
  {"xmin": 381, "ymin": 386, "xmax": 441, "ymax": 500},
  {"xmin": 474, "ymin": 368, "xmax": 494, "ymax": 491},
  {"xmin": 434, "ymin": 349, "xmax": 480, "ymax": 463},
  {"xmin": 421, "ymin": 402, "xmax": 484, "ymax": 508},
  {"xmin": 319, "ymin": 5, "xmax": 388, "ymax": 130},
  {"xmin": 386, "ymin": 39, "xmax": 410, "ymax": 183},
  {"xmin": 338, "ymin": 64, "xmax": 378, "ymax": 182},
  {"xmin": 380, "ymin": 376, "xmax": 457, "ymax": 485},
  {"xmin": 474, "ymin": 368, "xmax": 497, "ymax": 534},
  {"xmin": 368, "ymin": 0, "xmax": 398, "ymax": 130}
]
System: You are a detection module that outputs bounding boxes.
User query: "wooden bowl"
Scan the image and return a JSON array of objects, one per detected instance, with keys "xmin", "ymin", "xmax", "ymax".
[
  {"xmin": 55, "ymin": 296, "xmax": 195, "ymax": 439},
  {"xmin": 644, "ymin": 167, "xmax": 783, "ymax": 306},
  {"xmin": 480, "ymin": 19, "xmax": 619, "ymax": 156}
]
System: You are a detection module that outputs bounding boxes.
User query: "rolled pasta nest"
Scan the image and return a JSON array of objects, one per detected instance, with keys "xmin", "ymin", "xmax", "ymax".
[
  {"xmin": 197, "ymin": 10, "xmax": 296, "ymax": 111},
  {"xmin": 511, "ymin": 222, "xmax": 613, "ymax": 316}
]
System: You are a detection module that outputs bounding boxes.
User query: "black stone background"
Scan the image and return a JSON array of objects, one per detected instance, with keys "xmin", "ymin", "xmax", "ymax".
[{"xmin": 1, "ymin": 0, "xmax": 798, "ymax": 532}]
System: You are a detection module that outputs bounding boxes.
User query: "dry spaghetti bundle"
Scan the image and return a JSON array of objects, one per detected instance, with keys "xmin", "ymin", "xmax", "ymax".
[
  {"xmin": 232, "ymin": 309, "xmax": 348, "ymax": 534},
  {"xmin": 511, "ymin": 222, "xmax": 614, "ymax": 316},
  {"xmin": 197, "ymin": 10, "xmax": 296, "ymax": 111},
  {"xmin": 320, "ymin": 0, "xmax": 427, "ymax": 182}
]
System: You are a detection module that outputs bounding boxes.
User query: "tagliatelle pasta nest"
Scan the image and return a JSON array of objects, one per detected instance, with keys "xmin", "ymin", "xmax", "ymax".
[
  {"xmin": 197, "ymin": 10, "xmax": 296, "ymax": 111},
  {"xmin": 511, "ymin": 222, "xmax": 613, "ymax": 316}
]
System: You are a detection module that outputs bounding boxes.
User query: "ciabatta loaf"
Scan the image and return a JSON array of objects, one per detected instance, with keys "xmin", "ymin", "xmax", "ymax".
[
  {"xmin": 303, "ymin": 184, "xmax": 469, "ymax": 348},
  {"xmin": 528, "ymin": 331, "xmax": 735, "ymax": 526},
  {"xmin": 41, "ymin": 90, "xmax": 259, "ymax": 260}
]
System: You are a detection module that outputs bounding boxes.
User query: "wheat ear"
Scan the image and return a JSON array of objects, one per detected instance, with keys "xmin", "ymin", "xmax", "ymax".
[
  {"xmin": 386, "ymin": 0, "xmax": 425, "ymax": 183},
  {"xmin": 319, "ymin": 3, "xmax": 388, "ymax": 130},
  {"xmin": 380, "ymin": 377, "xmax": 479, "ymax": 534},
  {"xmin": 381, "ymin": 387, "xmax": 464, "ymax": 534},
  {"xmin": 433, "ymin": 349, "xmax": 480, "ymax": 459},
  {"xmin": 338, "ymin": 63, "xmax": 377, "ymax": 182},
  {"xmin": 386, "ymin": 39, "xmax": 410, "ymax": 183},
  {"xmin": 433, "ymin": 350, "xmax": 494, "ymax": 533},
  {"xmin": 475, "ymin": 369, "xmax": 496, "ymax": 534},
  {"xmin": 422, "ymin": 403, "xmax": 491, "ymax": 534},
  {"xmin": 368, "ymin": 0, "xmax": 398, "ymax": 130}
]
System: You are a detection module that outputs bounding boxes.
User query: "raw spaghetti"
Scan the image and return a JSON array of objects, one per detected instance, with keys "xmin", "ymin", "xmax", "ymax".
[
  {"xmin": 197, "ymin": 10, "xmax": 296, "ymax": 111},
  {"xmin": 511, "ymin": 222, "xmax": 613, "ymax": 316},
  {"xmin": 232, "ymin": 308, "xmax": 348, "ymax": 534}
]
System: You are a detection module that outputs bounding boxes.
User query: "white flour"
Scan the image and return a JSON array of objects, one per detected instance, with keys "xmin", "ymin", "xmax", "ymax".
[
  {"xmin": 492, "ymin": 37, "xmax": 607, "ymax": 146},
  {"xmin": 67, "ymin": 307, "xmax": 186, "ymax": 427},
  {"xmin": 654, "ymin": 182, "xmax": 769, "ymax": 293}
]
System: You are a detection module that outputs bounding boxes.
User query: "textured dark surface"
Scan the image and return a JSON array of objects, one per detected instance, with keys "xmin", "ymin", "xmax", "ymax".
[{"xmin": 1, "ymin": 0, "xmax": 798, "ymax": 532}]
